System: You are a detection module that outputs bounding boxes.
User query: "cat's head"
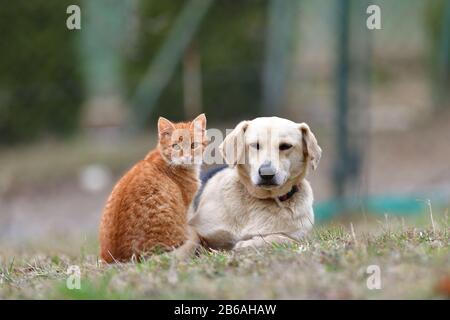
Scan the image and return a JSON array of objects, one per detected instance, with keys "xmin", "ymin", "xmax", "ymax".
[{"xmin": 157, "ymin": 114, "xmax": 207, "ymax": 166}]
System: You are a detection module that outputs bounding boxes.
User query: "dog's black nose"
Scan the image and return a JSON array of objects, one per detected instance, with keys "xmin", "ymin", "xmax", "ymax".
[{"xmin": 258, "ymin": 161, "xmax": 276, "ymax": 180}]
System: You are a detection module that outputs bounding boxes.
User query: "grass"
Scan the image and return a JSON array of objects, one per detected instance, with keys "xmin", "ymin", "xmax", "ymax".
[
  {"xmin": 0, "ymin": 136, "xmax": 448, "ymax": 299},
  {"xmin": 1, "ymin": 217, "xmax": 449, "ymax": 300},
  {"xmin": 1, "ymin": 123, "xmax": 449, "ymax": 300}
]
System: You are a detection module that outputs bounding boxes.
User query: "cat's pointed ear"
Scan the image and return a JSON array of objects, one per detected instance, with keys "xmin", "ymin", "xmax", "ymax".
[
  {"xmin": 190, "ymin": 113, "xmax": 207, "ymax": 132},
  {"xmin": 158, "ymin": 117, "xmax": 175, "ymax": 136}
]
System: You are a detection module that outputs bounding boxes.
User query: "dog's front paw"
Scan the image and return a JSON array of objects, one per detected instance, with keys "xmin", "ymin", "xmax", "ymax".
[{"xmin": 233, "ymin": 239, "xmax": 258, "ymax": 251}]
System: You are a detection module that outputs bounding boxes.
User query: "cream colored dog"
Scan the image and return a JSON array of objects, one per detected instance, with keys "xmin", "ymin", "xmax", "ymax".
[{"xmin": 190, "ymin": 117, "xmax": 322, "ymax": 250}]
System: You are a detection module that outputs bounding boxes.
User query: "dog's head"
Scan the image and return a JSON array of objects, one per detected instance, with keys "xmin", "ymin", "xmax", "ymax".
[{"xmin": 219, "ymin": 117, "xmax": 321, "ymax": 198}]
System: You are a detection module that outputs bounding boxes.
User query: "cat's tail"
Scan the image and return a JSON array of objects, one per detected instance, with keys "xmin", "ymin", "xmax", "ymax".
[{"xmin": 171, "ymin": 225, "xmax": 200, "ymax": 261}]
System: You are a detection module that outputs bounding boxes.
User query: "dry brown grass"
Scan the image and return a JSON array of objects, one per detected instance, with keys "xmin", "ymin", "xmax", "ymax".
[{"xmin": 1, "ymin": 217, "xmax": 448, "ymax": 300}]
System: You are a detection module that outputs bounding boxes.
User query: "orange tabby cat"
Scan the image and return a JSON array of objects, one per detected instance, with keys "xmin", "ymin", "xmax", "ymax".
[{"xmin": 99, "ymin": 114, "xmax": 207, "ymax": 263}]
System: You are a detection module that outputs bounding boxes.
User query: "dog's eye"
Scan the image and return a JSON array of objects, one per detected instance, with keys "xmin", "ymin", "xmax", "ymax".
[
  {"xmin": 250, "ymin": 142, "xmax": 260, "ymax": 150},
  {"xmin": 191, "ymin": 142, "xmax": 199, "ymax": 149},
  {"xmin": 279, "ymin": 143, "xmax": 292, "ymax": 151},
  {"xmin": 172, "ymin": 144, "xmax": 181, "ymax": 150}
]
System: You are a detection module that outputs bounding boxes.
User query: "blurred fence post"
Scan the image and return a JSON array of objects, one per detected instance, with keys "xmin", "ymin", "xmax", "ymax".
[
  {"xmin": 350, "ymin": 0, "xmax": 373, "ymax": 213},
  {"xmin": 80, "ymin": 0, "xmax": 135, "ymax": 128},
  {"xmin": 334, "ymin": 0, "xmax": 351, "ymax": 200},
  {"xmin": 262, "ymin": 0, "xmax": 299, "ymax": 115},
  {"xmin": 183, "ymin": 40, "xmax": 203, "ymax": 119},
  {"xmin": 435, "ymin": 0, "xmax": 450, "ymax": 110},
  {"xmin": 131, "ymin": 0, "xmax": 213, "ymax": 130},
  {"xmin": 332, "ymin": 0, "xmax": 373, "ymax": 214}
]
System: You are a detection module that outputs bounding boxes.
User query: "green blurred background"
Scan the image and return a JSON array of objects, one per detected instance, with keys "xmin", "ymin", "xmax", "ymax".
[
  {"xmin": 1, "ymin": 0, "xmax": 446, "ymax": 142},
  {"xmin": 0, "ymin": 0, "xmax": 449, "ymax": 245}
]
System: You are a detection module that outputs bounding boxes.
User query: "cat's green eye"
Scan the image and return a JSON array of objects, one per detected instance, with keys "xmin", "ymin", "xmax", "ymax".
[
  {"xmin": 172, "ymin": 143, "xmax": 181, "ymax": 150},
  {"xmin": 191, "ymin": 142, "xmax": 200, "ymax": 149}
]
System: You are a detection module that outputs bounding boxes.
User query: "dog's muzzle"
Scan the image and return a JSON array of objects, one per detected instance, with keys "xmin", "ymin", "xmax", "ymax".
[{"xmin": 257, "ymin": 161, "xmax": 277, "ymax": 186}]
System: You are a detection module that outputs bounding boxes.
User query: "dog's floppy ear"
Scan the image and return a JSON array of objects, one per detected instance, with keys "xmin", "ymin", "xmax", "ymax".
[
  {"xmin": 219, "ymin": 120, "xmax": 249, "ymax": 165},
  {"xmin": 298, "ymin": 122, "xmax": 322, "ymax": 170}
]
